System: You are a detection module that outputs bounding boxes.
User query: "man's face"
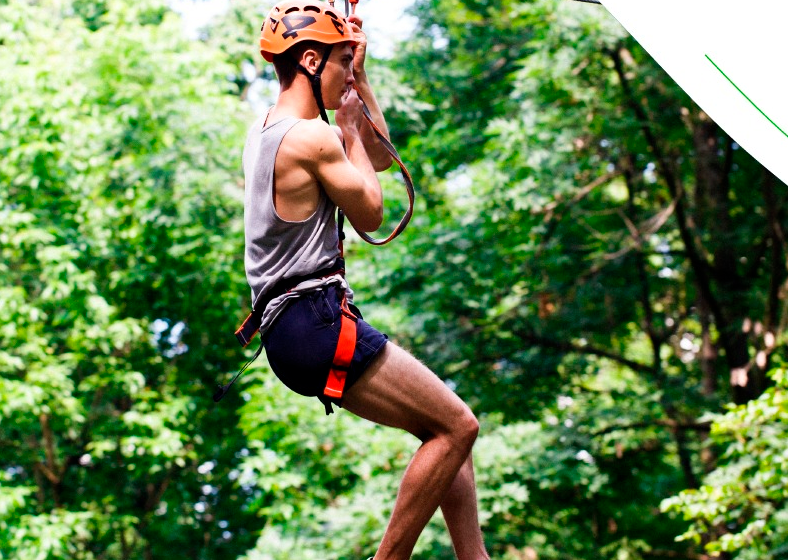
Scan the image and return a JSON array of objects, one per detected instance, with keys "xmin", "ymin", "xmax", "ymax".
[{"xmin": 321, "ymin": 43, "xmax": 355, "ymax": 110}]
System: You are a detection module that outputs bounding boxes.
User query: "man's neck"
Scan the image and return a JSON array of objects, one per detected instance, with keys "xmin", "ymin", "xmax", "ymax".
[{"xmin": 272, "ymin": 82, "xmax": 321, "ymax": 121}]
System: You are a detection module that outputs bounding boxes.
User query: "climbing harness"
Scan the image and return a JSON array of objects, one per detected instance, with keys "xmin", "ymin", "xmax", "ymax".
[
  {"xmin": 215, "ymin": 0, "xmax": 414, "ymax": 405},
  {"xmin": 214, "ymin": 258, "xmax": 349, "ymax": 403}
]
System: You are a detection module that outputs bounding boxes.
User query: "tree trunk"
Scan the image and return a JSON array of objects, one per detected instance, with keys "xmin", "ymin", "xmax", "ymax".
[{"xmin": 691, "ymin": 114, "xmax": 764, "ymax": 404}]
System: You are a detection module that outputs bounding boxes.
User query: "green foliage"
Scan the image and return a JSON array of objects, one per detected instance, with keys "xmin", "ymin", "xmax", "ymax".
[
  {"xmin": 1, "ymin": 0, "xmax": 256, "ymax": 557},
  {"xmin": 233, "ymin": 367, "xmax": 410, "ymax": 560},
  {"xmin": 3, "ymin": 0, "xmax": 787, "ymax": 558},
  {"xmin": 662, "ymin": 364, "xmax": 788, "ymax": 558},
  {"xmin": 233, "ymin": 367, "xmax": 643, "ymax": 560},
  {"xmin": 201, "ymin": 0, "xmax": 276, "ymax": 97}
]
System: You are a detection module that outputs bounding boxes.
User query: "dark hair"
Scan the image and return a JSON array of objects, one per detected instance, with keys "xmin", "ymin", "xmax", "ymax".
[{"xmin": 272, "ymin": 40, "xmax": 325, "ymax": 88}]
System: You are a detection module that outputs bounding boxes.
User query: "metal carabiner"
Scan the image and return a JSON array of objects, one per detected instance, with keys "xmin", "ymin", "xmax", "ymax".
[{"xmin": 330, "ymin": 0, "xmax": 359, "ymax": 15}]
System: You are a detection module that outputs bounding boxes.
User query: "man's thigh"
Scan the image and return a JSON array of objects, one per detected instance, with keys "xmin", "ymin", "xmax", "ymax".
[{"xmin": 341, "ymin": 343, "xmax": 474, "ymax": 440}]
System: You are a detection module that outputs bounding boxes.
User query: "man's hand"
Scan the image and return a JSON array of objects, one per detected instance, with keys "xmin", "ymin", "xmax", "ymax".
[
  {"xmin": 348, "ymin": 15, "xmax": 367, "ymax": 76},
  {"xmin": 345, "ymin": 13, "xmax": 393, "ymax": 171},
  {"xmin": 335, "ymin": 88, "xmax": 365, "ymax": 138}
]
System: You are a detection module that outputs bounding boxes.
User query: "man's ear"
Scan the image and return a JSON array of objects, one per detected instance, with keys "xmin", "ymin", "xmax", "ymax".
[{"xmin": 301, "ymin": 48, "xmax": 321, "ymax": 74}]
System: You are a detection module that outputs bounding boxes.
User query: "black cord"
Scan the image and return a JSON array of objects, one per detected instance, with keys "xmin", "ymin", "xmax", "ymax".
[
  {"xmin": 213, "ymin": 341, "xmax": 264, "ymax": 402},
  {"xmin": 572, "ymin": 0, "xmax": 602, "ymax": 4}
]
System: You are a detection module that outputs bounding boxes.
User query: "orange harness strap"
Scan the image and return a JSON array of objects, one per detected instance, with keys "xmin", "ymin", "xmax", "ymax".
[{"xmin": 323, "ymin": 292, "xmax": 358, "ymax": 400}]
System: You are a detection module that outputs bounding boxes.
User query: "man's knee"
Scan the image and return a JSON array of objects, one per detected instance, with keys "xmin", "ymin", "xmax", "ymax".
[{"xmin": 453, "ymin": 406, "xmax": 480, "ymax": 452}]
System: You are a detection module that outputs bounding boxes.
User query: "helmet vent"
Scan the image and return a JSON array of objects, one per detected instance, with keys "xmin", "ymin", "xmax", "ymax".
[
  {"xmin": 284, "ymin": 6, "xmax": 300, "ymax": 13},
  {"xmin": 325, "ymin": 10, "xmax": 339, "ymax": 19},
  {"xmin": 303, "ymin": 5, "xmax": 321, "ymax": 12}
]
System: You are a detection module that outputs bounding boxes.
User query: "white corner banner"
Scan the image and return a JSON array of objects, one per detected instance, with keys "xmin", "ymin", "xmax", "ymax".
[{"xmin": 599, "ymin": 0, "xmax": 788, "ymax": 186}]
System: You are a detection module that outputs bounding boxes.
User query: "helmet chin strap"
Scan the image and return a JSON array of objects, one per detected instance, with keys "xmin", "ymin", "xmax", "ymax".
[{"xmin": 296, "ymin": 44, "xmax": 334, "ymax": 124}]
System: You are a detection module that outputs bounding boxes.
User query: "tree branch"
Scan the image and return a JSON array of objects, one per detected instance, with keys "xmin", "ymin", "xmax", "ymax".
[
  {"xmin": 764, "ymin": 169, "xmax": 785, "ymax": 335},
  {"xmin": 540, "ymin": 170, "xmax": 620, "ymax": 222},
  {"xmin": 515, "ymin": 332, "xmax": 656, "ymax": 375},
  {"xmin": 592, "ymin": 419, "xmax": 712, "ymax": 437},
  {"xmin": 34, "ymin": 462, "xmax": 60, "ymax": 485},
  {"xmin": 609, "ymin": 45, "xmax": 725, "ymax": 330},
  {"xmin": 603, "ymin": 197, "xmax": 677, "ymax": 262},
  {"xmin": 39, "ymin": 413, "xmax": 62, "ymax": 506},
  {"xmin": 645, "ymin": 549, "xmax": 714, "ymax": 560}
]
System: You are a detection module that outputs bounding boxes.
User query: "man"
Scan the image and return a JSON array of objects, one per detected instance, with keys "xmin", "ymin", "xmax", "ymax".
[{"xmin": 242, "ymin": 2, "xmax": 489, "ymax": 558}]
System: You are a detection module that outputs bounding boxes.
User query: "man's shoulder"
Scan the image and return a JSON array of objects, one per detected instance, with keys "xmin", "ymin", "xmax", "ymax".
[
  {"xmin": 289, "ymin": 118, "xmax": 334, "ymax": 139},
  {"xmin": 282, "ymin": 119, "xmax": 343, "ymax": 160}
]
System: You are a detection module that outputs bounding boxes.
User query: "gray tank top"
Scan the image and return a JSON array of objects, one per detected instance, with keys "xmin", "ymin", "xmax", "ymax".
[{"xmin": 243, "ymin": 114, "xmax": 350, "ymax": 334}]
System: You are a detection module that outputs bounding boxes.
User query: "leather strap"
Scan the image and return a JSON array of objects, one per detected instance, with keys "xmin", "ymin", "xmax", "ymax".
[{"xmin": 346, "ymin": 90, "xmax": 416, "ymax": 246}]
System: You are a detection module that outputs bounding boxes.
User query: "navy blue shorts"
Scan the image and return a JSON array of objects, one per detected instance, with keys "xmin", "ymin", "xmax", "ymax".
[{"xmin": 263, "ymin": 284, "xmax": 388, "ymax": 412}]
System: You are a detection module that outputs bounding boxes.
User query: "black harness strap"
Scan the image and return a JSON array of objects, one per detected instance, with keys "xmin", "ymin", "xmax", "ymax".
[
  {"xmin": 235, "ymin": 258, "xmax": 346, "ymax": 348},
  {"xmin": 296, "ymin": 44, "xmax": 334, "ymax": 125}
]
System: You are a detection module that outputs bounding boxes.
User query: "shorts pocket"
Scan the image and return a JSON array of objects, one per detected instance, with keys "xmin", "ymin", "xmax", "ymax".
[{"xmin": 308, "ymin": 286, "xmax": 341, "ymax": 326}]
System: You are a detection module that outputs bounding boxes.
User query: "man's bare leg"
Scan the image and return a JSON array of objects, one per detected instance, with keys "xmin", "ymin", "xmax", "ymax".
[
  {"xmin": 440, "ymin": 454, "xmax": 489, "ymax": 560},
  {"xmin": 341, "ymin": 343, "xmax": 488, "ymax": 560}
]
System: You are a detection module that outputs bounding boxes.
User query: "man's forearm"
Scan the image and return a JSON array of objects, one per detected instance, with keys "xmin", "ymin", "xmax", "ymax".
[
  {"xmin": 355, "ymin": 70, "xmax": 394, "ymax": 171},
  {"xmin": 344, "ymin": 129, "xmax": 384, "ymax": 231}
]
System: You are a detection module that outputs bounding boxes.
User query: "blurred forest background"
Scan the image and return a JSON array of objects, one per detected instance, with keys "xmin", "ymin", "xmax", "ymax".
[{"xmin": 2, "ymin": 0, "xmax": 788, "ymax": 558}]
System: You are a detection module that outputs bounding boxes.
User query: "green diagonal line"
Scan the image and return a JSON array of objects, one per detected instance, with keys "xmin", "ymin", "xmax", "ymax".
[{"xmin": 706, "ymin": 54, "xmax": 788, "ymax": 140}]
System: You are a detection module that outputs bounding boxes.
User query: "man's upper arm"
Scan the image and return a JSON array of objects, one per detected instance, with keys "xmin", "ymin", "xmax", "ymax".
[{"xmin": 299, "ymin": 121, "xmax": 382, "ymax": 231}]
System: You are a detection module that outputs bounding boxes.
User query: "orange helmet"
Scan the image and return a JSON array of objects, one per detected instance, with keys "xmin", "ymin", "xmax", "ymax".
[{"xmin": 260, "ymin": 0, "xmax": 357, "ymax": 62}]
